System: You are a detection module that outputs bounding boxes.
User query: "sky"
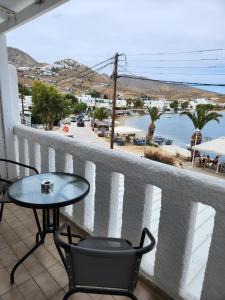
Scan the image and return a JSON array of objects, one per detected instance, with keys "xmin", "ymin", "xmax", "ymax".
[{"xmin": 6, "ymin": 0, "xmax": 225, "ymax": 93}]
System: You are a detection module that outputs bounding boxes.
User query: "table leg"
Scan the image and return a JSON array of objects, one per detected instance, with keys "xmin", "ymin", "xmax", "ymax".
[
  {"xmin": 10, "ymin": 235, "xmax": 45, "ymax": 284},
  {"xmin": 10, "ymin": 207, "xmax": 60, "ymax": 284}
]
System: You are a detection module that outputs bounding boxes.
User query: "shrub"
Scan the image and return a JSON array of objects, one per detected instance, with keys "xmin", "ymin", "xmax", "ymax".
[{"xmin": 144, "ymin": 148, "xmax": 176, "ymax": 166}]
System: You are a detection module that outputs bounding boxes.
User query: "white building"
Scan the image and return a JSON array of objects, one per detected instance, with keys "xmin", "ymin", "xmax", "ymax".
[
  {"xmin": 144, "ymin": 99, "xmax": 171, "ymax": 110},
  {"xmin": 78, "ymin": 94, "xmax": 112, "ymax": 109},
  {"xmin": 189, "ymin": 98, "xmax": 211, "ymax": 109}
]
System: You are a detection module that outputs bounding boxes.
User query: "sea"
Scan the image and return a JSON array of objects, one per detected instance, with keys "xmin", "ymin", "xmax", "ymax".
[{"xmin": 124, "ymin": 112, "xmax": 225, "ymax": 148}]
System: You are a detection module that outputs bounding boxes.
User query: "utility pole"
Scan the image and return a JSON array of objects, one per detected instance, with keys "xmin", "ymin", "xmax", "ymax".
[
  {"xmin": 21, "ymin": 93, "xmax": 25, "ymax": 116},
  {"xmin": 110, "ymin": 52, "xmax": 119, "ymax": 149}
]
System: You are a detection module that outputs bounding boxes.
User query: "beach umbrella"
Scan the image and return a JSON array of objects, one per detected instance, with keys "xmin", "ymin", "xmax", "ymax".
[{"xmin": 193, "ymin": 136, "xmax": 225, "ymax": 173}]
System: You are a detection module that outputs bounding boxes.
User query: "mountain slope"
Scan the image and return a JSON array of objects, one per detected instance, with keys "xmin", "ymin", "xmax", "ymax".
[
  {"xmin": 118, "ymin": 76, "xmax": 219, "ymax": 99},
  {"xmin": 8, "ymin": 47, "xmax": 39, "ymax": 67}
]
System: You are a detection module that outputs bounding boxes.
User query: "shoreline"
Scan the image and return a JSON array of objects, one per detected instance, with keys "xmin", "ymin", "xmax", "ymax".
[{"xmin": 59, "ymin": 121, "xmax": 225, "ymax": 179}]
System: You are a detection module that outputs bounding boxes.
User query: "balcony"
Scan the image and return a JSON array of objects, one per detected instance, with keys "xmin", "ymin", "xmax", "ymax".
[
  {"xmin": 0, "ymin": 124, "xmax": 223, "ymax": 300},
  {"xmin": 1, "ymin": 2, "xmax": 225, "ymax": 300},
  {"xmin": 0, "ymin": 203, "xmax": 165, "ymax": 300}
]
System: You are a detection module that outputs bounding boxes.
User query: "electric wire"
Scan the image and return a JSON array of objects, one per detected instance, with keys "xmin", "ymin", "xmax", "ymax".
[
  {"xmin": 126, "ymin": 48, "xmax": 225, "ymax": 56},
  {"xmin": 125, "ymin": 58, "xmax": 225, "ymax": 62},
  {"xmin": 61, "ymin": 57, "xmax": 114, "ymax": 84},
  {"xmin": 75, "ymin": 62, "xmax": 113, "ymax": 80}
]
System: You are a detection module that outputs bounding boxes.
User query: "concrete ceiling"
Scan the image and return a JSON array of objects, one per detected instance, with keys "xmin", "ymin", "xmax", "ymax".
[{"xmin": 0, "ymin": 0, "xmax": 69, "ymax": 33}]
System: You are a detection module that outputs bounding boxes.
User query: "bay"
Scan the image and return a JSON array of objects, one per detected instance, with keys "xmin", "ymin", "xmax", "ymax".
[{"xmin": 124, "ymin": 112, "xmax": 225, "ymax": 148}]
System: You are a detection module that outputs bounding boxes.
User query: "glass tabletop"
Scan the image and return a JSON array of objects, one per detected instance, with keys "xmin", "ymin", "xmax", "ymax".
[{"xmin": 8, "ymin": 172, "xmax": 90, "ymax": 208}]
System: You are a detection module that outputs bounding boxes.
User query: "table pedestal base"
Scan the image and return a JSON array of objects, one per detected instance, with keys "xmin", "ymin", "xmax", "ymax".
[{"xmin": 10, "ymin": 207, "xmax": 60, "ymax": 284}]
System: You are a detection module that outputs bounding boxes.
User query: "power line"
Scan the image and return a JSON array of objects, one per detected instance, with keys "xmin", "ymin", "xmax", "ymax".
[
  {"xmin": 72, "ymin": 57, "xmax": 113, "ymax": 78},
  {"xmin": 118, "ymin": 74, "xmax": 225, "ymax": 87},
  {"xmin": 127, "ymin": 48, "xmax": 225, "ymax": 56},
  {"xmin": 127, "ymin": 65, "xmax": 225, "ymax": 69},
  {"xmin": 125, "ymin": 70, "xmax": 225, "ymax": 76},
  {"xmin": 72, "ymin": 63, "xmax": 113, "ymax": 89},
  {"xmin": 75, "ymin": 62, "xmax": 113, "ymax": 80},
  {"xmin": 126, "ymin": 58, "xmax": 225, "ymax": 62}
]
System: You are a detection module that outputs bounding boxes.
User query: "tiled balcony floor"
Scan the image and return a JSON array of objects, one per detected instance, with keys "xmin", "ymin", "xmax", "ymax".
[{"xmin": 0, "ymin": 204, "xmax": 170, "ymax": 300}]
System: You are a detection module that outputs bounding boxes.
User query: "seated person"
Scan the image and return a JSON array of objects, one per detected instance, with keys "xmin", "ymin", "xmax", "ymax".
[
  {"xmin": 205, "ymin": 155, "xmax": 212, "ymax": 167},
  {"xmin": 194, "ymin": 151, "xmax": 201, "ymax": 158},
  {"xmin": 212, "ymin": 156, "xmax": 219, "ymax": 166}
]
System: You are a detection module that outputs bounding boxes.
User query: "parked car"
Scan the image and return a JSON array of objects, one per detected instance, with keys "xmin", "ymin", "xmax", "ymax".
[
  {"xmin": 69, "ymin": 116, "xmax": 77, "ymax": 122},
  {"xmin": 77, "ymin": 120, "xmax": 85, "ymax": 127},
  {"xmin": 133, "ymin": 138, "xmax": 145, "ymax": 146},
  {"xmin": 116, "ymin": 138, "xmax": 126, "ymax": 146},
  {"xmin": 83, "ymin": 115, "xmax": 90, "ymax": 122}
]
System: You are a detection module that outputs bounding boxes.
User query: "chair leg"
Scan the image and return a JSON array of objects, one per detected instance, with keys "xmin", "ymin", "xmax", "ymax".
[
  {"xmin": 0, "ymin": 203, "xmax": 5, "ymax": 222},
  {"xmin": 63, "ymin": 289, "xmax": 77, "ymax": 300},
  {"xmin": 128, "ymin": 293, "xmax": 138, "ymax": 300}
]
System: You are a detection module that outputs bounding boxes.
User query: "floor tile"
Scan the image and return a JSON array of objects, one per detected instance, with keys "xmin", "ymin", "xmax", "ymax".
[
  {"xmin": 0, "ymin": 206, "xmax": 169, "ymax": 300},
  {"xmin": 34, "ymin": 270, "xmax": 61, "ymax": 299},
  {"xmin": 18, "ymin": 278, "xmax": 46, "ymax": 300}
]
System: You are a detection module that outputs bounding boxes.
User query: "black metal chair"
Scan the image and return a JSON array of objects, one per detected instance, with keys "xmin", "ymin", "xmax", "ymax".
[
  {"xmin": 0, "ymin": 158, "xmax": 40, "ymax": 225},
  {"xmin": 54, "ymin": 224, "xmax": 155, "ymax": 300}
]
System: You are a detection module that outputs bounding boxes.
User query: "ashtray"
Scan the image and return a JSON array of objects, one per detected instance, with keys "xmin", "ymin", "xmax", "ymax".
[{"xmin": 41, "ymin": 180, "xmax": 54, "ymax": 193}]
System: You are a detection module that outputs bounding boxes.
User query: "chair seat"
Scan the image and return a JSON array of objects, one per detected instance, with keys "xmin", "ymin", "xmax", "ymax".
[{"xmin": 78, "ymin": 236, "xmax": 133, "ymax": 251}]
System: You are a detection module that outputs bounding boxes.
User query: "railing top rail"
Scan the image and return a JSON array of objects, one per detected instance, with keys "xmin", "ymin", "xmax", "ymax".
[{"xmin": 14, "ymin": 124, "xmax": 225, "ymax": 211}]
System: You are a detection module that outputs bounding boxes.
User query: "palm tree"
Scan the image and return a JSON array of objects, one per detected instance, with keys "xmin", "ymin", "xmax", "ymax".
[
  {"xmin": 91, "ymin": 107, "xmax": 110, "ymax": 121},
  {"xmin": 181, "ymin": 107, "xmax": 222, "ymax": 146},
  {"xmin": 147, "ymin": 107, "xmax": 164, "ymax": 143}
]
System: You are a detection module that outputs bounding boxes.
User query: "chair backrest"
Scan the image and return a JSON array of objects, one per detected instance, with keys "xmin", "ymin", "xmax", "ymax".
[
  {"xmin": 54, "ymin": 225, "xmax": 155, "ymax": 292},
  {"xmin": 0, "ymin": 158, "xmax": 38, "ymax": 180},
  {"xmin": 67, "ymin": 242, "xmax": 137, "ymax": 291}
]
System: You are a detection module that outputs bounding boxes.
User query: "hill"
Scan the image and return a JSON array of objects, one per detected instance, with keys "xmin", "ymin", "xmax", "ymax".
[
  {"xmin": 8, "ymin": 47, "xmax": 39, "ymax": 68},
  {"xmin": 7, "ymin": 47, "xmax": 223, "ymax": 101},
  {"xmin": 118, "ymin": 76, "xmax": 219, "ymax": 100}
]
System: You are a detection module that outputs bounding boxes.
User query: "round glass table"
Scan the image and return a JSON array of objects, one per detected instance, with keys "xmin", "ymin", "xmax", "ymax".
[{"xmin": 8, "ymin": 172, "xmax": 90, "ymax": 284}]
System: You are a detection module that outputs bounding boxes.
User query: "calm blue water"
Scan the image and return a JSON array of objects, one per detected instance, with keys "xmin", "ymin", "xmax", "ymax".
[{"xmin": 124, "ymin": 112, "xmax": 225, "ymax": 148}]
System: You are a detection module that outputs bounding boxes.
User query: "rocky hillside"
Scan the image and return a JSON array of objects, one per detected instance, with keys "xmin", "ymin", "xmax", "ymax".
[
  {"xmin": 8, "ymin": 47, "xmax": 39, "ymax": 68},
  {"xmin": 7, "ymin": 47, "xmax": 223, "ymax": 100},
  {"xmin": 118, "ymin": 76, "xmax": 218, "ymax": 100}
]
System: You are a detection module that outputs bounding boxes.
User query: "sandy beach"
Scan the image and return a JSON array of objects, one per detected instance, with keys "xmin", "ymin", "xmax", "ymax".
[{"xmin": 59, "ymin": 121, "xmax": 225, "ymax": 180}]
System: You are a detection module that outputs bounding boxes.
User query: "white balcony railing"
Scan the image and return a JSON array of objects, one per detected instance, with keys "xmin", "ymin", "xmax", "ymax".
[{"xmin": 12, "ymin": 124, "xmax": 225, "ymax": 300}]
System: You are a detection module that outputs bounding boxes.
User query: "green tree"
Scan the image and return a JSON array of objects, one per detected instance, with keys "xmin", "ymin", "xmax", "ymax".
[
  {"xmin": 18, "ymin": 83, "xmax": 31, "ymax": 96},
  {"xmin": 196, "ymin": 103, "xmax": 215, "ymax": 111},
  {"xmin": 73, "ymin": 102, "xmax": 87, "ymax": 114},
  {"xmin": 147, "ymin": 107, "xmax": 164, "ymax": 143},
  {"xmin": 89, "ymin": 89, "xmax": 101, "ymax": 98},
  {"xmin": 64, "ymin": 93, "xmax": 78, "ymax": 104},
  {"xmin": 180, "ymin": 106, "xmax": 222, "ymax": 145},
  {"xmin": 133, "ymin": 99, "xmax": 144, "ymax": 109},
  {"xmin": 126, "ymin": 98, "xmax": 133, "ymax": 108},
  {"xmin": 18, "ymin": 84, "xmax": 32, "ymax": 115},
  {"xmin": 170, "ymin": 100, "xmax": 179, "ymax": 111},
  {"xmin": 181, "ymin": 101, "xmax": 189, "ymax": 111},
  {"xmin": 31, "ymin": 81, "xmax": 72, "ymax": 130},
  {"xmin": 91, "ymin": 107, "xmax": 110, "ymax": 121}
]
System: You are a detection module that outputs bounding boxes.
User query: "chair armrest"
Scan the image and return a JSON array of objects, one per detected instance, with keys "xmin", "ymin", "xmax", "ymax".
[
  {"xmin": 54, "ymin": 224, "xmax": 82, "ymax": 247},
  {"xmin": 136, "ymin": 228, "xmax": 155, "ymax": 255},
  {"xmin": 0, "ymin": 178, "xmax": 12, "ymax": 184},
  {"xmin": 0, "ymin": 158, "xmax": 38, "ymax": 174},
  {"xmin": 53, "ymin": 224, "xmax": 83, "ymax": 273}
]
